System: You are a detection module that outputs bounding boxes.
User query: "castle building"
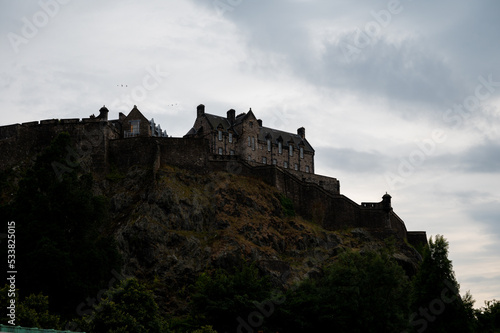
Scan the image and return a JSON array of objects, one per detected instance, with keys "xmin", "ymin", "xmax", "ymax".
[
  {"xmin": 0, "ymin": 103, "xmax": 427, "ymax": 248},
  {"xmin": 185, "ymin": 104, "xmax": 315, "ymax": 173}
]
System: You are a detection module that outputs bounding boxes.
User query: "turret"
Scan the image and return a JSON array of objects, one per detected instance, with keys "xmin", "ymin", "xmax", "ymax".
[
  {"xmin": 98, "ymin": 105, "xmax": 109, "ymax": 121},
  {"xmin": 382, "ymin": 193, "xmax": 392, "ymax": 212}
]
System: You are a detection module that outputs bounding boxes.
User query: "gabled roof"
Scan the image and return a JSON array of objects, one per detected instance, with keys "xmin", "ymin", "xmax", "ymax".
[
  {"xmin": 259, "ymin": 126, "xmax": 314, "ymax": 153},
  {"xmin": 124, "ymin": 105, "xmax": 148, "ymax": 122}
]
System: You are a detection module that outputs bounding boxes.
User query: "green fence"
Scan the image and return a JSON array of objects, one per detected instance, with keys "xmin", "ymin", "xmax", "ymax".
[{"xmin": 0, "ymin": 325, "xmax": 84, "ymax": 333}]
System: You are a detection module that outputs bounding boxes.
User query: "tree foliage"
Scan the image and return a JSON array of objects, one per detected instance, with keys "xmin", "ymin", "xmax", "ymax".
[
  {"xmin": 79, "ymin": 278, "xmax": 168, "ymax": 333},
  {"xmin": 476, "ymin": 299, "xmax": 500, "ymax": 333},
  {"xmin": 2, "ymin": 133, "xmax": 121, "ymax": 318},
  {"xmin": 409, "ymin": 235, "xmax": 475, "ymax": 333},
  {"xmin": 275, "ymin": 250, "xmax": 410, "ymax": 332},
  {"xmin": 190, "ymin": 263, "xmax": 273, "ymax": 333},
  {"xmin": 0, "ymin": 285, "xmax": 61, "ymax": 329}
]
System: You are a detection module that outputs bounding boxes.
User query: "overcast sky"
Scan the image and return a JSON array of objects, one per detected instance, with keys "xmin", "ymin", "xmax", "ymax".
[{"xmin": 1, "ymin": 0, "xmax": 499, "ymax": 308}]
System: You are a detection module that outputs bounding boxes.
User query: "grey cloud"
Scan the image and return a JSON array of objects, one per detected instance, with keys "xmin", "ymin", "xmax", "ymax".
[
  {"xmin": 459, "ymin": 141, "xmax": 500, "ymax": 173},
  {"xmin": 316, "ymin": 147, "xmax": 388, "ymax": 173},
  {"xmin": 465, "ymin": 201, "xmax": 500, "ymax": 235},
  {"xmin": 425, "ymin": 141, "xmax": 500, "ymax": 174}
]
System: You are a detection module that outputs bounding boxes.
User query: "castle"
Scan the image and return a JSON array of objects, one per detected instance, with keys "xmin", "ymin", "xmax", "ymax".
[{"xmin": 0, "ymin": 104, "xmax": 427, "ymax": 248}]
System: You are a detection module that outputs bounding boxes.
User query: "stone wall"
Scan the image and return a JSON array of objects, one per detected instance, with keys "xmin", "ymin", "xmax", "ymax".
[
  {"xmin": 0, "ymin": 121, "xmax": 422, "ymax": 246},
  {"xmin": 0, "ymin": 119, "xmax": 119, "ymax": 175}
]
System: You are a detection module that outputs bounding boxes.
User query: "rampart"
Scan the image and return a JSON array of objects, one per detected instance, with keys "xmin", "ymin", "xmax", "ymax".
[
  {"xmin": 0, "ymin": 118, "xmax": 119, "ymax": 175},
  {"xmin": 0, "ymin": 122, "xmax": 425, "ymax": 247}
]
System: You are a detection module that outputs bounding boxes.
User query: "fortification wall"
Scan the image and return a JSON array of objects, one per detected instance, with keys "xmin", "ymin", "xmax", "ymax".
[
  {"xmin": 0, "ymin": 119, "xmax": 119, "ymax": 175},
  {"xmin": 204, "ymin": 158, "xmax": 408, "ymax": 239},
  {"xmin": 0, "ymin": 123, "xmax": 417, "ymax": 243}
]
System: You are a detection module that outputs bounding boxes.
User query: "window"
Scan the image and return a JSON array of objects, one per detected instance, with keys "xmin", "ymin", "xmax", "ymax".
[
  {"xmin": 272, "ymin": 159, "xmax": 277, "ymax": 165},
  {"xmin": 248, "ymin": 155, "xmax": 252, "ymax": 161},
  {"xmin": 262, "ymin": 157, "xmax": 267, "ymax": 164},
  {"xmin": 130, "ymin": 120, "xmax": 140, "ymax": 134},
  {"xmin": 230, "ymin": 150, "xmax": 235, "ymax": 155},
  {"xmin": 218, "ymin": 147, "xmax": 223, "ymax": 155},
  {"xmin": 267, "ymin": 139, "xmax": 271, "ymax": 152},
  {"xmin": 300, "ymin": 147, "xmax": 304, "ymax": 159},
  {"xmin": 306, "ymin": 166, "xmax": 310, "ymax": 173},
  {"xmin": 249, "ymin": 121, "xmax": 253, "ymax": 128},
  {"xmin": 284, "ymin": 161, "xmax": 288, "ymax": 168},
  {"xmin": 248, "ymin": 136, "xmax": 251, "ymax": 147},
  {"xmin": 294, "ymin": 164, "xmax": 298, "ymax": 171},
  {"xmin": 278, "ymin": 142, "xmax": 282, "ymax": 154},
  {"xmin": 251, "ymin": 137, "xmax": 255, "ymax": 151},
  {"xmin": 229, "ymin": 132, "xmax": 233, "ymax": 143},
  {"xmin": 289, "ymin": 145, "xmax": 293, "ymax": 157},
  {"xmin": 218, "ymin": 130, "xmax": 222, "ymax": 141}
]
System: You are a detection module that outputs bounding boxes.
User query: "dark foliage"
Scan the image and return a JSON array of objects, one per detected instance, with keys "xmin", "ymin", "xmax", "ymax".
[
  {"xmin": 274, "ymin": 250, "xmax": 410, "ymax": 332},
  {"xmin": 2, "ymin": 133, "xmax": 121, "ymax": 319}
]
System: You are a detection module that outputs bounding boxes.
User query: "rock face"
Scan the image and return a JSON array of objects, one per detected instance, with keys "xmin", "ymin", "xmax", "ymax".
[{"xmin": 103, "ymin": 165, "xmax": 422, "ymax": 313}]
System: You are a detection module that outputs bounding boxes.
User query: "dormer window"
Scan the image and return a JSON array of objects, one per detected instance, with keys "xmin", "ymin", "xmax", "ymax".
[
  {"xmin": 289, "ymin": 144, "xmax": 293, "ymax": 157},
  {"xmin": 278, "ymin": 141, "xmax": 282, "ymax": 154},
  {"xmin": 229, "ymin": 132, "xmax": 233, "ymax": 143},
  {"xmin": 300, "ymin": 147, "xmax": 304, "ymax": 159},
  {"xmin": 218, "ymin": 130, "xmax": 222, "ymax": 141},
  {"xmin": 267, "ymin": 139, "xmax": 271, "ymax": 152}
]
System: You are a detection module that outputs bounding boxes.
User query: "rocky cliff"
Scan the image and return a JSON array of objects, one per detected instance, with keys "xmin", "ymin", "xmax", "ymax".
[{"xmin": 101, "ymin": 164, "xmax": 422, "ymax": 314}]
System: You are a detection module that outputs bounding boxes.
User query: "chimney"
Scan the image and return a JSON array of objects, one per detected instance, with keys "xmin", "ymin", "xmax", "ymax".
[
  {"xmin": 197, "ymin": 104, "xmax": 205, "ymax": 118},
  {"xmin": 257, "ymin": 119, "xmax": 263, "ymax": 127},
  {"xmin": 227, "ymin": 109, "xmax": 235, "ymax": 125},
  {"xmin": 297, "ymin": 127, "xmax": 305, "ymax": 139}
]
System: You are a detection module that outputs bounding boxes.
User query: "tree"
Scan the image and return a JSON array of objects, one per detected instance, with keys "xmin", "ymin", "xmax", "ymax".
[
  {"xmin": 190, "ymin": 263, "xmax": 274, "ymax": 332},
  {"xmin": 409, "ymin": 235, "xmax": 475, "ymax": 332},
  {"xmin": 476, "ymin": 299, "xmax": 500, "ymax": 332},
  {"xmin": 276, "ymin": 249, "xmax": 410, "ymax": 332},
  {"xmin": 0, "ymin": 285, "xmax": 61, "ymax": 329},
  {"xmin": 79, "ymin": 278, "xmax": 168, "ymax": 333},
  {"xmin": 3, "ymin": 133, "xmax": 121, "ymax": 318}
]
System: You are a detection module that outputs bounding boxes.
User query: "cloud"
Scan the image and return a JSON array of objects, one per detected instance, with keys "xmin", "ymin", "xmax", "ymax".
[
  {"xmin": 465, "ymin": 200, "xmax": 500, "ymax": 235},
  {"xmin": 317, "ymin": 147, "xmax": 389, "ymax": 174}
]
